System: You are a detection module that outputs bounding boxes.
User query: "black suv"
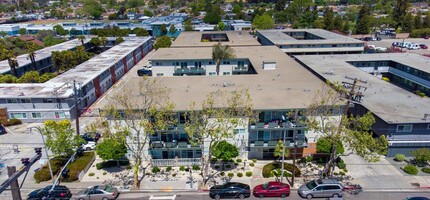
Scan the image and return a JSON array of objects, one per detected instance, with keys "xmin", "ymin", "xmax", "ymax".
[
  {"xmin": 81, "ymin": 132, "xmax": 101, "ymax": 142},
  {"xmin": 0, "ymin": 124, "xmax": 6, "ymax": 134},
  {"xmin": 137, "ymin": 68, "xmax": 152, "ymax": 76},
  {"xmin": 27, "ymin": 185, "xmax": 72, "ymax": 200}
]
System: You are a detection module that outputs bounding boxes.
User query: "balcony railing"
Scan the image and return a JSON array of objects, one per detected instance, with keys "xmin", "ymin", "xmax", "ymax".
[
  {"xmin": 233, "ymin": 66, "xmax": 249, "ymax": 72},
  {"xmin": 174, "ymin": 67, "xmax": 206, "ymax": 74},
  {"xmin": 151, "ymin": 158, "xmax": 202, "ymax": 167},
  {"xmin": 250, "ymin": 121, "xmax": 306, "ymax": 129},
  {"xmin": 250, "ymin": 138, "xmax": 308, "ymax": 148},
  {"xmin": 150, "ymin": 141, "xmax": 201, "ymax": 149}
]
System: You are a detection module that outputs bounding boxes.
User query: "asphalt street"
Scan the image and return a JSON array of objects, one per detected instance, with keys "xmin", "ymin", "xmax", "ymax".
[{"xmin": 118, "ymin": 191, "xmax": 430, "ymax": 200}]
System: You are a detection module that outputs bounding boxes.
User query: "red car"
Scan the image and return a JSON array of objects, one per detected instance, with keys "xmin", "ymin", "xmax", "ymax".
[
  {"xmin": 419, "ymin": 44, "xmax": 428, "ymax": 49},
  {"xmin": 253, "ymin": 181, "xmax": 290, "ymax": 198}
]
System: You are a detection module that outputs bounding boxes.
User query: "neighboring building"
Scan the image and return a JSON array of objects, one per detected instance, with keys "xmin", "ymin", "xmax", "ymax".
[
  {"xmin": 0, "ymin": 24, "xmax": 20, "ymax": 36},
  {"xmin": 223, "ymin": 20, "xmax": 252, "ymax": 31},
  {"xmin": 170, "ymin": 31, "xmax": 261, "ymax": 48},
  {"xmin": 0, "ymin": 37, "xmax": 153, "ymax": 122},
  {"xmin": 256, "ymin": 29, "xmax": 364, "ymax": 55},
  {"xmin": 295, "ymin": 53, "xmax": 430, "ymax": 156},
  {"xmin": 95, "ymin": 43, "xmax": 329, "ymax": 165}
]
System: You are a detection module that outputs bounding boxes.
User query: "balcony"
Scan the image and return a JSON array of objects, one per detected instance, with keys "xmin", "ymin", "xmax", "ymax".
[
  {"xmin": 150, "ymin": 141, "xmax": 201, "ymax": 149},
  {"xmin": 151, "ymin": 158, "xmax": 202, "ymax": 167},
  {"xmin": 174, "ymin": 67, "xmax": 206, "ymax": 76},
  {"xmin": 250, "ymin": 121, "xmax": 306, "ymax": 130},
  {"xmin": 233, "ymin": 66, "xmax": 249, "ymax": 72},
  {"xmin": 250, "ymin": 139, "xmax": 307, "ymax": 148}
]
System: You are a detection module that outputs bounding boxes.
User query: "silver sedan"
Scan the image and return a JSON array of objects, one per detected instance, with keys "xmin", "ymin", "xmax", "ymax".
[{"xmin": 75, "ymin": 185, "xmax": 119, "ymax": 200}]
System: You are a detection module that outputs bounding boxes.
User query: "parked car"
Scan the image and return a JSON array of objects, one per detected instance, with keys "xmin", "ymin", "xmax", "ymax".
[
  {"xmin": 253, "ymin": 181, "xmax": 290, "ymax": 198},
  {"xmin": 75, "ymin": 185, "xmax": 119, "ymax": 200},
  {"xmin": 0, "ymin": 124, "xmax": 6, "ymax": 134},
  {"xmin": 27, "ymin": 185, "xmax": 72, "ymax": 200},
  {"xmin": 405, "ymin": 198, "xmax": 430, "ymax": 200},
  {"xmin": 298, "ymin": 179, "xmax": 344, "ymax": 199},
  {"xmin": 408, "ymin": 43, "xmax": 420, "ymax": 50},
  {"xmin": 81, "ymin": 132, "xmax": 101, "ymax": 142},
  {"xmin": 209, "ymin": 182, "xmax": 251, "ymax": 199},
  {"xmin": 419, "ymin": 44, "xmax": 428, "ymax": 49},
  {"xmin": 82, "ymin": 141, "xmax": 96, "ymax": 151},
  {"xmin": 137, "ymin": 68, "xmax": 152, "ymax": 76},
  {"xmin": 143, "ymin": 65, "xmax": 152, "ymax": 71}
]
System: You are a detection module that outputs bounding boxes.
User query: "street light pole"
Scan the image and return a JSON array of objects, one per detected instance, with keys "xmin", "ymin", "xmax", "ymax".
[
  {"xmin": 29, "ymin": 127, "xmax": 54, "ymax": 184},
  {"xmin": 73, "ymin": 80, "xmax": 80, "ymax": 135},
  {"xmin": 280, "ymin": 129, "xmax": 286, "ymax": 183}
]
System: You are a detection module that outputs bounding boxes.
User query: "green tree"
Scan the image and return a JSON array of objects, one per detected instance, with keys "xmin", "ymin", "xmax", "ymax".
[
  {"xmin": 212, "ymin": 43, "xmax": 235, "ymax": 76},
  {"xmin": 414, "ymin": 14, "xmax": 423, "ymax": 29},
  {"xmin": 185, "ymin": 89, "xmax": 255, "ymax": 186},
  {"xmin": 126, "ymin": 0, "xmax": 144, "ymax": 8},
  {"xmin": 410, "ymin": 148, "xmax": 430, "ymax": 166},
  {"xmin": 393, "ymin": 0, "xmax": 410, "ymax": 28},
  {"xmin": 274, "ymin": 140, "xmax": 290, "ymax": 160},
  {"xmin": 82, "ymin": 0, "xmax": 105, "ymax": 19},
  {"xmin": 133, "ymin": 27, "xmax": 149, "ymax": 36},
  {"xmin": 18, "ymin": 28, "xmax": 26, "ymax": 35},
  {"xmin": 341, "ymin": 21, "xmax": 350, "ymax": 34},
  {"xmin": 316, "ymin": 137, "xmax": 344, "ymax": 155},
  {"xmin": 306, "ymin": 84, "xmax": 389, "ymax": 177},
  {"xmin": 424, "ymin": 13, "xmax": 430, "ymax": 28},
  {"xmin": 275, "ymin": 0, "xmax": 287, "ymax": 11},
  {"xmin": 53, "ymin": 24, "xmax": 67, "ymax": 36},
  {"xmin": 323, "ymin": 7, "xmax": 335, "ymax": 31},
  {"xmin": 90, "ymin": 37, "xmax": 102, "ymax": 47},
  {"xmin": 0, "ymin": 74, "xmax": 18, "ymax": 83},
  {"xmin": 402, "ymin": 12, "xmax": 414, "ymax": 33},
  {"xmin": 100, "ymin": 36, "xmax": 107, "ymax": 50},
  {"xmin": 334, "ymin": 15, "xmax": 343, "ymax": 31},
  {"xmin": 217, "ymin": 22, "xmax": 226, "ymax": 31},
  {"xmin": 41, "ymin": 120, "xmax": 85, "ymax": 156},
  {"xmin": 232, "ymin": 4, "xmax": 241, "ymax": 14},
  {"xmin": 96, "ymin": 138, "xmax": 127, "ymax": 166},
  {"xmin": 0, "ymin": 31, "xmax": 7, "ymax": 37},
  {"xmin": 77, "ymin": 35, "xmax": 86, "ymax": 46},
  {"xmin": 3, "ymin": 48, "xmax": 19, "ymax": 76},
  {"xmin": 252, "ymin": 14, "xmax": 275, "ymax": 30},
  {"xmin": 102, "ymin": 77, "xmax": 176, "ymax": 189},
  {"xmin": 43, "ymin": 36, "xmax": 65, "ymax": 47},
  {"xmin": 183, "ymin": 19, "xmax": 193, "ymax": 31},
  {"xmin": 212, "ymin": 140, "xmax": 239, "ymax": 161},
  {"xmin": 116, "ymin": 37, "xmax": 124, "ymax": 44},
  {"xmin": 203, "ymin": 6, "xmax": 222, "ymax": 24},
  {"xmin": 154, "ymin": 36, "xmax": 171, "ymax": 50},
  {"xmin": 160, "ymin": 24, "xmax": 168, "ymax": 36},
  {"xmin": 355, "ymin": 5, "xmax": 371, "ymax": 34},
  {"xmin": 17, "ymin": 71, "xmax": 39, "ymax": 83},
  {"xmin": 169, "ymin": 24, "xmax": 177, "ymax": 35},
  {"xmin": 143, "ymin": 9, "xmax": 153, "ymax": 17}
]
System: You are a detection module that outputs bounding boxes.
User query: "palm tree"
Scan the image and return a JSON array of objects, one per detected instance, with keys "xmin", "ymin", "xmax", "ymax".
[
  {"xmin": 77, "ymin": 35, "xmax": 86, "ymax": 46},
  {"xmin": 3, "ymin": 49, "xmax": 19, "ymax": 77},
  {"xmin": 100, "ymin": 37, "xmax": 107, "ymax": 51},
  {"xmin": 212, "ymin": 42, "xmax": 235, "ymax": 75},
  {"xmin": 27, "ymin": 43, "xmax": 37, "ymax": 71}
]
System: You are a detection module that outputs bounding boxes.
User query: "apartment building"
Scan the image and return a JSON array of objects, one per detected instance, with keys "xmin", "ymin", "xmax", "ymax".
[
  {"xmin": 0, "ymin": 37, "xmax": 153, "ymax": 122},
  {"xmin": 295, "ymin": 53, "xmax": 430, "ymax": 156},
  {"xmin": 256, "ymin": 29, "xmax": 364, "ymax": 55}
]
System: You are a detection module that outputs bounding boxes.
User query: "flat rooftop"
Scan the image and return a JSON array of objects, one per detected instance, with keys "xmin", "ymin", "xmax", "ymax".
[
  {"xmin": 295, "ymin": 53, "xmax": 430, "ymax": 124},
  {"xmin": 0, "ymin": 37, "xmax": 152, "ymax": 98},
  {"xmin": 94, "ymin": 46, "xmax": 326, "ymax": 111},
  {"xmin": 0, "ymin": 38, "xmax": 91, "ymax": 74},
  {"xmin": 171, "ymin": 31, "xmax": 261, "ymax": 47},
  {"xmin": 258, "ymin": 29, "xmax": 363, "ymax": 45}
]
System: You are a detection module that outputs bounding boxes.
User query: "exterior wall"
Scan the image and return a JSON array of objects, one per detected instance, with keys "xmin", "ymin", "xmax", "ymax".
[
  {"xmin": 151, "ymin": 59, "xmax": 251, "ymax": 77},
  {"xmin": 256, "ymin": 32, "xmax": 275, "ymax": 46}
]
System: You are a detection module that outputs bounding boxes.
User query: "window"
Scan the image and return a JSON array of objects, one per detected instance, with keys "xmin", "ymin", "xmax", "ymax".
[
  {"xmin": 428, "ymin": 124, "xmax": 430, "ymax": 130},
  {"xmin": 235, "ymin": 128, "xmax": 245, "ymax": 135},
  {"xmin": 19, "ymin": 99, "xmax": 31, "ymax": 103},
  {"xmin": 55, "ymin": 112, "xmax": 66, "ymax": 119},
  {"xmin": 32, "ymin": 113, "xmax": 42, "ymax": 119},
  {"xmin": 223, "ymin": 72, "xmax": 231, "ymax": 75},
  {"xmin": 6, "ymin": 99, "xmax": 18, "ymax": 103},
  {"xmin": 222, "ymin": 61, "xmax": 230, "ymax": 64},
  {"xmin": 156, "ymin": 73, "xmax": 164, "ymax": 77},
  {"xmin": 397, "ymin": 125, "xmax": 412, "ymax": 132},
  {"xmin": 180, "ymin": 62, "xmax": 187, "ymax": 68},
  {"xmin": 209, "ymin": 72, "xmax": 216, "ymax": 76},
  {"xmin": 10, "ymin": 113, "xmax": 27, "ymax": 119},
  {"xmin": 209, "ymin": 61, "xmax": 213, "ymax": 65},
  {"xmin": 43, "ymin": 99, "xmax": 54, "ymax": 103}
]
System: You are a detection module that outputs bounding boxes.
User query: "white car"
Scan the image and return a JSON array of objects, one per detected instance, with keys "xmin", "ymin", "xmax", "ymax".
[{"xmin": 82, "ymin": 141, "xmax": 96, "ymax": 151}]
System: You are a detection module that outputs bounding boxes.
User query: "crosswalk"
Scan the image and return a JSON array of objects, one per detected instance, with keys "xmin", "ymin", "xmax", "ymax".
[{"xmin": 149, "ymin": 195, "xmax": 177, "ymax": 200}]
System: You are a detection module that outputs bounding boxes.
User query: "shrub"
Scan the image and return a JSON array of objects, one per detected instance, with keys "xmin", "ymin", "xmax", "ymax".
[
  {"xmin": 3, "ymin": 118, "xmax": 22, "ymax": 126},
  {"xmin": 410, "ymin": 28, "xmax": 430, "ymax": 38},
  {"xmin": 228, "ymin": 172, "xmax": 234, "ymax": 178},
  {"xmin": 237, "ymin": 172, "xmax": 243, "ymax": 177},
  {"xmin": 343, "ymin": 169, "xmax": 348, "ymax": 173},
  {"xmin": 395, "ymin": 154, "xmax": 406, "ymax": 162},
  {"xmin": 192, "ymin": 165, "xmax": 201, "ymax": 171},
  {"xmin": 88, "ymin": 173, "xmax": 95, "ymax": 176},
  {"xmin": 337, "ymin": 162, "xmax": 346, "ymax": 169},
  {"xmin": 262, "ymin": 162, "xmax": 301, "ymax": 178},
  {"xmin": 152, "ymin": 167, "xmax": 161, "ymax": 173},
  {"xmin": 403, "ymin": 165, "xmax": 419, "ymax": 175},
  {"xmin": 166, "ymin": 166, "xmax": 172, "ymax": 172},
  {"xmin": 225, "ymin": 164, "xmax": 231, "ymax": 168},
  {"xmin": 252, "ymin": 159, "xmax": 257, "ymax": 163},
  {"xmin": 339, "ymin": 171, "xmax": 345, "ymax": 176},
  {"xmin": 214, "ymin": 165, "xmax": 220, "ymax": 169},
  {"xmin": 220, "ymin": 171, "xmax": 225, "ymax": 176},
  {"xmin": 126, "ymin": 165, "xmax": 132, "ymax": 169},
  {"xmin": 210, "ymin": 158, "xmax": 218, "ymax": 164},
  {"xmin": 236, "ymin": 159, "xmax": 242, "ymax": 163},
  {"xmin": 179, "ymin": 166, "xmax": 185, "ymax": 171},
  {"xmin": 103, "ymin": 172, "xmax": 107, "ymax": 175},
  {"xmin": 234, "ymin": 162, "xmax": 239, "ymax": 165},
  {"xmin": 382, "ymin": 77, "xmax": 390, "ymax": 82},
  {"xmin": 249, "ymin": 163, "xmax": 255, "ymax": 167},
  {"xmin": 63, "ymin": 152, "xmax": 95, "ymax": 182},
  {"xmin": 245, "ymin": 171, "xmax": 252, "ymax": 177},
  {"xmin": 305, "ymin": 156, "xmax": 313, "ymax": 163},
  {"xmin": 172, "ymin": 173, "xmax": 177, "ymax": 177},
  {"xmin": 422, "ymin": 167, "xmax": 430, "ymax": 174},
  {"xmin": 96, "ymin": 158, "xmax": 130, "ymax": 170},
  {"xmin": 34, "ymin": 157, "xmax": 67, "ymax": 183}
]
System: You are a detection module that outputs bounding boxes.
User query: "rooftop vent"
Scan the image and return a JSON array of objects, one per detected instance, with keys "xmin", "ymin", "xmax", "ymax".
[
  {"xmin": 423, "ymin": 113, "xmax": 429, "ymax": 121},
  {"xmin": 262, "ymin": 61, "xmax": 276, "ymax": 70}
]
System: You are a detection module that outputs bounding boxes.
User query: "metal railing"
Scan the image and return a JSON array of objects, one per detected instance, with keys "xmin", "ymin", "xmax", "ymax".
[{"xmin": 151, "ymin": 158, "xmax": 202, "ymax": 167}]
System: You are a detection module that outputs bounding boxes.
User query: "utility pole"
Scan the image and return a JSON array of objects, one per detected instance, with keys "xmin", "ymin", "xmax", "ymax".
[
  {"xmin": 7, "ymin": 166, "xmax": 21, "ymax": 200},
  {"xmin": 73, "ymin": 80, "xmax": 80, "ymax": 135},
  {"xmin": 280, "ymin": 128, "xmax": 286, "ymax": 183},
  {"xmin": 327, "ymin": 76, "xmax": 367, "ymax": 177}
]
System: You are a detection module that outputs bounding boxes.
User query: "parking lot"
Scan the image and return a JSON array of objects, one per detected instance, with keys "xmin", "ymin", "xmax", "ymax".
[{"xmin": 366, "ymin": 38, "xmax": 430, "ymax": 55}]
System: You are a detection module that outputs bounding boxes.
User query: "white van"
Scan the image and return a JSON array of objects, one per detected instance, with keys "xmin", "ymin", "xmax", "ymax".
[
  {"xmin": 401, "ymin": 42, "xmax": 412, "ymax": 48},
  {"xmin": 408, "ymin": 43, "xmax": 420, "ymax": 50}
]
